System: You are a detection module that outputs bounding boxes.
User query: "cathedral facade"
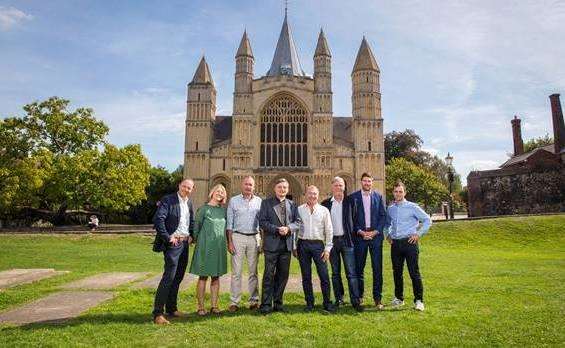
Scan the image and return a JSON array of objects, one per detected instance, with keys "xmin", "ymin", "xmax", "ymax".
[{"xmin": 184, "ymin": 14, "xmax": 385, "ymax": 207}]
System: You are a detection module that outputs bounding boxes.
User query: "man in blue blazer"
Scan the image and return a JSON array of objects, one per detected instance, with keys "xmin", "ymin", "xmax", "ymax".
[
  {"xmin": 348, "ymin": 172, "xmax": 387, "ymax": 309},
  {"xmin": 152, "ymin": 179, "xmax": 195, "ymax": 324}
]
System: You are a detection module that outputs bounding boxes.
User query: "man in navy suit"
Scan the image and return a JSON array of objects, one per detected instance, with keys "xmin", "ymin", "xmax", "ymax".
[
  {"xmin": 349, "ymin": 172, "xmax": 387, "ymax": 309},
  {"xmin": 152, "ymin": 179, "xmax": 195, "ymax": 324},
  {"xmin": 257, "ymin": 178, "xmax": 300, "ymax": 314}
]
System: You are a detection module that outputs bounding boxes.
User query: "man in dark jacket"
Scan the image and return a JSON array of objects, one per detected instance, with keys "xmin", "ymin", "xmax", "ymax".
[
  {"xmin": 349, "ymin": 173, "xmax": 387, "ymax": 309},
  {"xmin": 321, "ymin": 176, "xmax": 363, "ymax": 312},
  {"xmin": 152, "ymin": 179, "xmax": 195, "ymax": 324},
  {"xmin": 257, "ymin": 178, "xmax": 300, "ymax": 314}
]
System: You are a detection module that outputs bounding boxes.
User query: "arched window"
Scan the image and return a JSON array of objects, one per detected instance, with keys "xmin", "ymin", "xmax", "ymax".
[{"xmin": 260, "ymin": 94, "xmax": 308, "ymax": 168}]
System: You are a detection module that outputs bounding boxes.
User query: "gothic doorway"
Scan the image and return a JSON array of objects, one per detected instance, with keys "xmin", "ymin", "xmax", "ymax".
[{"xmin": 266, "ymin": 174, "xmax": 304, "ymax": 204}]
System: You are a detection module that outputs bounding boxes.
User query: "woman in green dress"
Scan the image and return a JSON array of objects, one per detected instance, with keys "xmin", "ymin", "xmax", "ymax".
[{"xmin": 190, "ymin": 184, "xmax": 228, "ymax": 315}]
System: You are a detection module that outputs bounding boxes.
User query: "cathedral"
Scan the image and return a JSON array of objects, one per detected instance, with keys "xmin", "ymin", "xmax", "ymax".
[{"xmin": 184, "ymin": 13, "xmax": 385, "ymax": 207}]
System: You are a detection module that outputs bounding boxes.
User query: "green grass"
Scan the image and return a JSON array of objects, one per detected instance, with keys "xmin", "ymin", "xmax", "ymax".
[{"xmin": 0, "ymin": 215, "xmax": 564, "ymax": 347}]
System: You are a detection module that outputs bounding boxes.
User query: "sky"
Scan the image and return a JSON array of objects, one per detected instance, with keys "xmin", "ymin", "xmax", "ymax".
[{"xmin": 1, "ymin": 0, "xmax": 564, "ymax": 184}]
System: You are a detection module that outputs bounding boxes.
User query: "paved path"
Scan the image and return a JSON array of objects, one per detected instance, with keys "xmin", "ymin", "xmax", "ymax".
[
  {"xmin": 62, "ymin": 272, "xmax": 149, "ymax": 290},
  {"xmin": 0, "ymin": 269, "xmax": 68, "ymax": 289},
  {"xmin": 0, "ymin": 291, "xmax": 114, "ymax": 325}
]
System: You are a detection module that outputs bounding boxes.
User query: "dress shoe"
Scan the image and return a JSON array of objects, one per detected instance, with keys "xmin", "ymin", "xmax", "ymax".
[
  {"xmin": 323, "ymin": 303, "xmax": 337, "ymax": 314},
  {"xmin": 335, "ymin": 299, "xmax": 346, "ymax": 307},
  {"xmin": 259, "ymin": 306, "xmax": 273, "ymax": 315},
  {"xmin": 273, "ymin": 305, "xmax": 286, "ymax": 313},
  {"xmin": 353, "ymin": 304, "xmax": 364, "ymax": 312},
  {"xmin": 153, "ymin": 315, "xmax": 170, "ymax": 325},
  {"xmin": 249, "ymin": 303, "xmax": 259, "ymax": 310},
  {"xmin": 228, "ymin": 304, "xmax": 239, "ymax": 313},
  {"xmin": 375, "ymin": 301, "xmax": 384, "ymax": 310},
  {"xmin": 303, "ymin": 304, "xmax": 314, "ymax": 312}
]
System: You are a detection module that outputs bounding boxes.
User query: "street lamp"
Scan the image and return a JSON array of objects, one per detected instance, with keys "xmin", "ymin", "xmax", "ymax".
[{"xmin": 445, "ymin": 152, "xmax": 455, "ymax": 220}]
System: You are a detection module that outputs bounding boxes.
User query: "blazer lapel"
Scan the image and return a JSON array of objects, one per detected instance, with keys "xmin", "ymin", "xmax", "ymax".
[
  {"xmin": 285, "ymin": 199, "xmax": 292, "ymax": 225},
  {"xmin": 172, "ymin": 194, "xmax": 181, "ymax": 218},
  {"xmin": 272, "ymin": 199, "xmax": 284, "ymax": 225}
]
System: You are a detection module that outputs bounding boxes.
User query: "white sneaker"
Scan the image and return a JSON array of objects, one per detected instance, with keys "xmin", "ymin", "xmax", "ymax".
[
  {"xmin": 414, "ymin": 300, "xmax": 425, "ymax": 311},
  {"xmin": 391, "ymin": 298, "xmax": 405, "ymax": 307}
]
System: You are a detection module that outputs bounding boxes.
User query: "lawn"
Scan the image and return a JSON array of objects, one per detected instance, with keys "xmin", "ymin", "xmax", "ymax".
[{"xmin": 0, "ymin": 215, "xmax": 564, "ymax": 347}]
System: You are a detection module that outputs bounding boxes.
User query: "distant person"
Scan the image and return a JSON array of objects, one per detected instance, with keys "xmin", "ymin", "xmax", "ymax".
[
  {"xmin": 385, "ymin": 181, "xmax": 431, "ymax": 312},
  {"xmin": 88, "ymin": 215, "xmax": 99, "ymax": 232},
  {"xmin": 295, "ymin": 185, "xmax": 335, "ymax": 313},
  {"xmin": 349, "ymin": 172, "xmax": 387, "ymax": 309},
  {"xmin": 321, "ymin": 177, "xmax": 363, "ymax": 312},
  {"xmin": 257, "ymin": 178, "xmax": 299, "ymax": 314},
  {"xmin": 152, "ymin": 179, "xmax": 195, "ymax": 325},
  {"xmin": 190, "ymin": 184, "xmax": 228, "ymax": 316},
  {"xmin": 226, "ymin": 176, "xmax": 262, "ymax": 312}
]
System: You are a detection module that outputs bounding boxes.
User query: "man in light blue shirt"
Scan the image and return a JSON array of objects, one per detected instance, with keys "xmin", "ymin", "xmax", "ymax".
[
  {"xmin": 385, "ymin": 180, "xmax": 431, "ymax": 311},
  {"xmin": 226, "ymin": 176, "xmax": 262, "ymax": 312}
]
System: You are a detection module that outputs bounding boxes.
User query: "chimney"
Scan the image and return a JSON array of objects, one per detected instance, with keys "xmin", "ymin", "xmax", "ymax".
[
  {"xmin": 511, "ymin": 115, "xmax": 524, "ymax": 156},
  {"xmin": 549, "ymin": 93, "xmax": 565, "ymax": 155}
]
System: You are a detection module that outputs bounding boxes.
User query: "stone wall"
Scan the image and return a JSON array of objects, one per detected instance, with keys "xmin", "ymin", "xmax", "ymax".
[{"xmin": 467, "ymin": 166, "xmax": 565, "ymax": 217}]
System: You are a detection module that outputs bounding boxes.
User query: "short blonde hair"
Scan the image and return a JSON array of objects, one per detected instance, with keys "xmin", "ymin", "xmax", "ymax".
[{"xmin": 208, "ymin": 184, "xmax": 227, "ymax": 205}]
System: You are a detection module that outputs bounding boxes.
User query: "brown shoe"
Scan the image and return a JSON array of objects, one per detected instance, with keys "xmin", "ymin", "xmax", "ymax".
[
  {"xmin": 375, "ymin": 301, "xmax": 384, "ymax": 310},
  {"xmin": 153, "ymin": 315, "xmax": 170, "ymax": 325},
  {"xmin": 249, "ymin": 303, "xmax": 259, "ymax": 310},
  {"xmin": 228, "ymin": 305, "xmax": 239, "ymax": 312},
  {"xmin": 167, "ymin": 310, "xmax": 186, "ymax": 318}
]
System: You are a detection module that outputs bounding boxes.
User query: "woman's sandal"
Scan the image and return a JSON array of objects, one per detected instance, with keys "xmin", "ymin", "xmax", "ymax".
[
  {"xmin": 197, "ymin": 308, "xmax": 208, "ymax": 316},
  {"xmin": 210, "ymin": 307, "xmax": 222, "ymax": 314}
]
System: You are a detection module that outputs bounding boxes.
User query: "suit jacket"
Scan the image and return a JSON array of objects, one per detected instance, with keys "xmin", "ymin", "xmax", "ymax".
[
  {"xmin": 152, "ymin": 193, "xmax": 195, "ymax": 252},
  {"xmin": 321, "ymin": 196, "xmax": 355, "ymax": 248},
  {"xmin": 348, "ymin": 190, "xmax": 387, "ymax": 241},
  {"xmin": 258, "ymin": 197, "xmax": 299, "ymax": 252}
]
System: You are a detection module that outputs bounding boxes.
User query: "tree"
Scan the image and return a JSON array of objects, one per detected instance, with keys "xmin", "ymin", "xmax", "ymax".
[
  {"xmin": 0, "ymin": 97, "xmax": 150, "ymax": 225},
  {"xmin": 523, "ymin": 134, "xmax": 553, "ymax": 153},
  {"xmin": 385, "ymin": 158, "xmax": 449, "ymax": 211}
]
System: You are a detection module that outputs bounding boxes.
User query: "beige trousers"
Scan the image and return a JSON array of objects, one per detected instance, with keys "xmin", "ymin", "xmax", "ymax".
[{"xmin": 230, "ymin": 233, "xmax": 260, "ymax": 305}]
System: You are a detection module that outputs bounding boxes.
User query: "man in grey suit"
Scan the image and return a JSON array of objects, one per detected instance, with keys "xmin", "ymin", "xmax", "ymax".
[{"xmin": 257, "ymin": 178, "xmax": 299, "ymax": 314}]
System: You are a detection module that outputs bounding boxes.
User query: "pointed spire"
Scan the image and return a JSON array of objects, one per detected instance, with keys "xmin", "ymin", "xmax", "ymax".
[
  {"xmin": 191, "ymin": 56, "xmax": 214, "ymax": 86},
  {"xmin": 266, "ymin": 13, "xmax": 305, "ymax": 77},
  {"xmin": 314, "ymin": 28, "xmax": 331, "ymax": 57},
  {"xmin": 236, "ymin": 30, "xmax": 253, "ymax": 58},
  {"xmin": 352, "ymin": 36, "xmax": 379, "ymax": 73}
]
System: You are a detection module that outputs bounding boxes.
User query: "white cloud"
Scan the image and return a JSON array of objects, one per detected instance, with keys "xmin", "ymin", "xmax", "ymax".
[{"xmin": 0, "ymin": 6, "xmax": 33, "ymax": 31}]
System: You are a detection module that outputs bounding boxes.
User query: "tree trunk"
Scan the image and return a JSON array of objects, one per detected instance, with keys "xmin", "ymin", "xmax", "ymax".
[{"xmin": 53, "ymin": 202, "xmax": 68, "ymax": 226}]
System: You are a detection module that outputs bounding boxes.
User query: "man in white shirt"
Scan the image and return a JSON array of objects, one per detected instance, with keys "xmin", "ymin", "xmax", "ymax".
[{"xmin": 295, "ymin": 185, "xmax": 336, "ymax": 313}]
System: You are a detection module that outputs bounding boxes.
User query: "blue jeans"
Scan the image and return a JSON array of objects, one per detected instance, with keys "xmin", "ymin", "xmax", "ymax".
[
  {"xmin": 297, "ymin": 239, "xmax": 332, "ymax": 307},
  {"xmin": 354, "ymin": 235, "xmax": 383, "ymax": 302},
  {"xmin": 330, "ymin": 236, "xmax": 360, "ymax": 305}
]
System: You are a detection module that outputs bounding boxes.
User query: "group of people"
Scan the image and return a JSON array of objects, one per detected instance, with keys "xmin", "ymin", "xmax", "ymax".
[{"xmin": 151, "ymin": 173, "xmax": 431, "ymax": 324}]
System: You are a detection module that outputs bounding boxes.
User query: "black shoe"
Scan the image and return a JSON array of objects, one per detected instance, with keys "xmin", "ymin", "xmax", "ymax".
[
  {"xmin": 259, "ymin": 306, "xmax": 273, "ymax": 315},
  {"xmin": 335, "ymin": 299, "xmax": 345, "ymax": 307},
  {"xmin": 323, "ymin": 303, "xmax": 337, "ymax": 314},
  {"xmin": 353, "ymin": 304, "xmax": 364, "ymax": 312},
  {"xmin": 303, "ymin": 304, "xmax": 314, "ymax": 312},
  {"xmin": 273, "ymin": 305, "xmax": 286, "ymax": 313}
]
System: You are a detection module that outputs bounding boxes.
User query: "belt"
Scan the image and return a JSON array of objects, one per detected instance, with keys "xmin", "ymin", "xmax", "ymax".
[
  {"xmin": 298, "ymin": 239, "xmax": 324, "ymax": 243},
  {"xmin": 233, "ymin": 231, "xmax": 258, "ymax": 236},
  {"xmin": 333, "ymin": 235, "xmax": 345, "ymax": 239},
  {"xmin": 392, "ymin": 237, "xmax": 411, "ymax": 242}
]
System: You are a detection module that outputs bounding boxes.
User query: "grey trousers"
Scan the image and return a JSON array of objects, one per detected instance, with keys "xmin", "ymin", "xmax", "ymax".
[{"xmin": 230, "ymin": 233, "xmax": 260, "ymax": 305}]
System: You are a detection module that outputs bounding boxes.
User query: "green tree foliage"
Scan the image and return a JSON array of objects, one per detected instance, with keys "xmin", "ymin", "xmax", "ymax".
[
  {"xmin": 385, "ymin": 158, "xmax": 449, "ymax": 211},
  {"xmin": 523, "ymin": 133, "xmax": 553, "ymax": 153},
  {"xmin": 0, "ymin": 97, "xmax": 150, "ymax": 224},
  {"xmin": 385, "ymin": 129, "xmax": 462, "ymax": 193}
]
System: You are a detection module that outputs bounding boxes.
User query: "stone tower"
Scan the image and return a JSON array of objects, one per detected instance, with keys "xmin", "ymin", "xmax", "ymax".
[
  {"xmin": 231, "ymin": 31, "xmax": 256, "ymax": 176},
  {"xmin": 312, "ymin": 29, "xmax": 333, "ymax": 166},
  {"xmin": 184, "ymin": 56, "xmax": 216, "ymax": 205},
  {"xmin": 351, "ymin": 37, "xmax": 385, "ymax": 192}
]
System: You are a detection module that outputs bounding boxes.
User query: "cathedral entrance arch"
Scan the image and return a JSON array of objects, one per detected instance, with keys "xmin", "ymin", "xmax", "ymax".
[
  {"xmin": 267, "ymin": 174, "xmax": 304, "ymax": 203},
  {"xmin": 210, "ymin": 174, "xmax": 232, "ymax": 199}
]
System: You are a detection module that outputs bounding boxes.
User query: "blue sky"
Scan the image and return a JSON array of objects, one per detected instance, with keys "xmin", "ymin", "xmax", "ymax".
[{"xmin": 1, "ymin": 0, "xmax": 564, "ymax": 183}]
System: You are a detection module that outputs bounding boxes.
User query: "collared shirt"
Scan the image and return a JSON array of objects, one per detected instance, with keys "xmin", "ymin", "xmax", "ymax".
[
  {"xmin": 385, "ymin": 199, "xmax": 432, "ymax": 239},
  {"xmin": 330, "ymin": 196, "xmax": 345, "ymax": 237},
  {"xmin": 173, "ymin": 193, "xmax": 190, "ymax": 237},
  {"xmin": 362, "ymin": 191, "xmax": 372, "ymax": 230},
  {"xmin": 297, "ymin": 203, "xmax": 333, "ymax": 252},
  {"xmin": 226, "ymin": 194, "xmax": 262, "ymax": 234}
]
